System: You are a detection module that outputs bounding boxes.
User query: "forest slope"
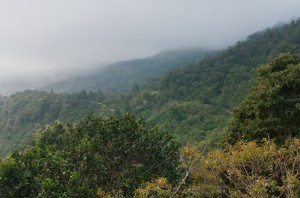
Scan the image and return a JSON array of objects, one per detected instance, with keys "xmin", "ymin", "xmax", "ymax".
[
  {"xmin": 121, "ymin": 19, "xmax": 300, "ymax": 143},
  {"xmin": 1, "ymin": 54, "xmax": 300, "ymax": 197},
  {"xmin": 1, "ymin": 19, "xmax": 300, "ymax": 157}
]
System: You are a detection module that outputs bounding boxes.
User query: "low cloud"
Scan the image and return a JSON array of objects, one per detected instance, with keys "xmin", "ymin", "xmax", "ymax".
[{"xmin": 0, "ymin": 0, "xmax": 300, "ymax": 93}]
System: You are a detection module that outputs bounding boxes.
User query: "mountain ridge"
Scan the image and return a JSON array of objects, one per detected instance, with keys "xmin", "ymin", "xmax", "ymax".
[{"xmin": 41, "ymin": 48, "xmax": 215, "ymax": 94}]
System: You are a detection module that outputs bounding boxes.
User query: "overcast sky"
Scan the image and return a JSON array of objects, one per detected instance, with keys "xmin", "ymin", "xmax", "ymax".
[{"xmin": 0, "ymin": 0, "xmax": 300, "ymax": 88}]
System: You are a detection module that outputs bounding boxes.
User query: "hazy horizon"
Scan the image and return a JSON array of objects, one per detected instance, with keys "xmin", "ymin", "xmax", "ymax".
[{"xmin": 1, "ymin": 0, "xmax": 300, "ymax": 95}]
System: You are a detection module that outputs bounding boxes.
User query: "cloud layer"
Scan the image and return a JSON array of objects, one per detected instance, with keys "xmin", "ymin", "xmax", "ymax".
[{"xmin": 0, "ymin": 0, "xmax": 300, "ymax": 86}]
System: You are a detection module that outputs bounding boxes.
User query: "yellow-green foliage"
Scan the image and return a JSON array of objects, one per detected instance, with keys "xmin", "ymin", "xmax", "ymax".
[
  {"xmin": 134, "ymin": 139, "xmax": 300, "ymax": 198},
  {"xmin": 134, "ymin": 178, "xmax": 172, "ymax": 198},
  {"xmin": 185, "ymin": 139, "xmax": 300, "ymax": 197}
]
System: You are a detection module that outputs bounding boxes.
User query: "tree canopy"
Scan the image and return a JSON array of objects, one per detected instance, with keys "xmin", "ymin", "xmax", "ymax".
[
  {"xmin": 0, "ymin": 114, "xmax": 180, "ymax": 197},
  {"xmin": 226, "ymin": 53, "xmax": 300, "ymax": 144}
]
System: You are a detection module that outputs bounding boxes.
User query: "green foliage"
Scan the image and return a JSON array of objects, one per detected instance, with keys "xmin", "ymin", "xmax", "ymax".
[
  {"xmin": 226, "ymin": 54, "xmax": 300, "ymax": 144},
  {"xmin": 120, "ymin": 18, "xmax": 300, "ymax": 145},
  {"xmin": 0, "ymin": 114, "xmax": 180, "ymax": 197},
  {"xmin": 0, "ymin": 90, "xmax": 109, "ymax": 157}
]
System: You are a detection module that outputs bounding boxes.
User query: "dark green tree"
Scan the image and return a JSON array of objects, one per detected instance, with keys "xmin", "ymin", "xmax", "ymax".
[
  {"xmin": 130, "ymin": 82, "xmax": 140, "ymax": 95},
  {"xmin": 226, "ymin": 54, "xmax": 300, "ymax": 144},
  {"xmin": 0, "ymin": 114, "xmax": 180, "ymax": 197}
]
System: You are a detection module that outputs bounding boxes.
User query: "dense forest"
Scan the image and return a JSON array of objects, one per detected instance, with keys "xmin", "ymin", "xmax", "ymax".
[
  {"xmin": 116, "ymin": 18, "xmax": 300, "ymax": 144},
  {"xmin": 1, "ymin": 19, "xmax": 300, "ymax": 157},
  {"xmin": 1, "ymin": 53, "xmax": 300, "ymax": 197},
  {"xmin": 0, "ymin": 19, "xmax": 300, "ymax": 197}
]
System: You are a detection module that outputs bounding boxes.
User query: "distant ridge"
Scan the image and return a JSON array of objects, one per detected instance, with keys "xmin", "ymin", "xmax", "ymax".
[{"xmin": 41, "ymin": 48, "xmax": 215, "ymax": 94}]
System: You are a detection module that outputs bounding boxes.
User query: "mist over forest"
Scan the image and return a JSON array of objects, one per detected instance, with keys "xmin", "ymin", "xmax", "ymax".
[
  {"xmin": 1, "ymin": 1, "xmax": 300, "ymax": 197},
  {"xmin": 1, "ymin": 0, "xmax": 300, "ymax": 95}
]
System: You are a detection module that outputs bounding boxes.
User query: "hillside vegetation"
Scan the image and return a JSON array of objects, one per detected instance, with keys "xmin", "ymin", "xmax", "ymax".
[
  {"xmin": 121, "ymin": 19, "xmax": 300, "ymax": 143},
  {"xmin": 1, "ymin": 19, "xmax": 300, "ymax": 158},
  {"xmin": 0, "ymin": 90, "xmax": 111, "ymax": 157},
  {"xmin": 1, "ymin": 54, "xmax": 300, "ymax": 197}
]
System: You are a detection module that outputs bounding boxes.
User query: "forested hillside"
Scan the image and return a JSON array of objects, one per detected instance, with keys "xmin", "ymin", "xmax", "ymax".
[
  {"xmin": 41, "ymin": 48, "xmax": 214, "ymax": 94},
  {"xmin": 1, "ymin": 54, "xmax": 299, "ymax": 197},
  {"xmin": 1, "ymin": 19, "xmax": 300, "ymax": 158},
  {"xmin": 0, "ymin": 90, "xmax": 111, "ymax": 157},
  {"xmin": 121, "ymin": 19, "xmax": 300, "ymax": 143}
]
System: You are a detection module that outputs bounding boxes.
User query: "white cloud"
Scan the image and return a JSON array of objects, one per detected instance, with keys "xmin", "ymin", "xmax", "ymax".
[{"xmin": 0, "ymin": 0, "xmax": 300, "ymax": 91}]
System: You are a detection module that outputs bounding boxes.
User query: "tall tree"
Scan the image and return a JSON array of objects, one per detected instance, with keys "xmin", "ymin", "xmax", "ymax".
[
  {"xmin": 226, "ymin": 53, "xmax": 300, "ymax": 144},
  {"xmin": 0, "ymin": 114, "xmax": 180, "ymax": 197}
]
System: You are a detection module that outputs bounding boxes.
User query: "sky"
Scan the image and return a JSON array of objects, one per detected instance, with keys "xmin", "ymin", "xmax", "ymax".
[{"xmin": 0, "ymin": 0, "xmax": 300, "ymax": 94}]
